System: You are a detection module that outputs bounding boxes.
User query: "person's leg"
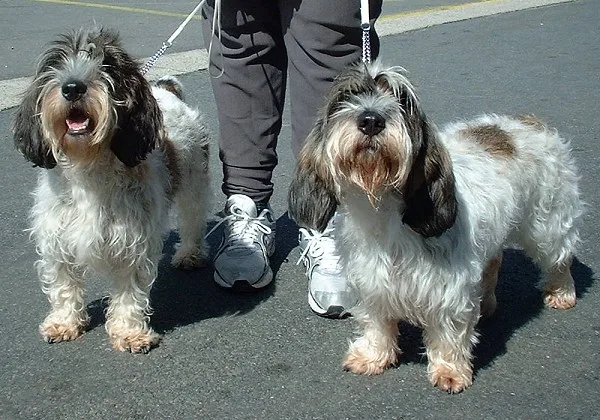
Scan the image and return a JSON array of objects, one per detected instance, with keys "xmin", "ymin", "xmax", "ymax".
[
  {"xmin": 282, "ymin": 0, "xmax": 382, "ymax": 316},
  {"xmin": 202, "ymin": 0, "xmax": 285, "ymax": 289},
  {"xmin": 202, "ymin": 0, "xmax": 287, "ymax": 206},
  {"xmin": 282, "ymin": 0, "xmax": 382, "ymax": 156}
]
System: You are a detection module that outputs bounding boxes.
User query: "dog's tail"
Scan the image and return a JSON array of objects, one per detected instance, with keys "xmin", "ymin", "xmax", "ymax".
[{"xmin": 155, "ymin": 76, "xmax": 185, "ymax": 101}]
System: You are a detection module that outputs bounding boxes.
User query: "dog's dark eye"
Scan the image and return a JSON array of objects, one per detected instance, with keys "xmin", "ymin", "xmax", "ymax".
[
  {"xmin": 326, "ymin": 101, "xmax": 341, "ymax": 117},
  {"xmin": 86, "ymin": 43, "xmax": 97, "ymax": 56},
  {"xmin": 326, "ymin": 91, "xmax": 352, "ymax": 116},
  {"xmin": 101, "ymin": 48, "xmax": 119, "ymax": 70},
  {"xmin": 76, "ymin": 42, "xmax": 97, "ymax": 59},
  {"xmin": 374, "ymin": 76, "xmax": 392, "ymax": 94}
]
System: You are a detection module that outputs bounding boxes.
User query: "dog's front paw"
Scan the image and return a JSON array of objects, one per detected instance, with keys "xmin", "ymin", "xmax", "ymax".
[
  {"xmin": 39, "ymin": 321, "xmax": 86, "ymax": 343},
  {"xmin": 110, "ymin": 329, "xmax": 161, "ymax": 354},
  {"xmin": 429, "ymin": 363, "xmax": 473, "ymax": 394},
  {"xmin": 343, "ymin": 342, "xmax": 398, "ymax": 376},
  {"xmin": 171, "ymin": 246, "xmax": 208, "ymax": 269}
]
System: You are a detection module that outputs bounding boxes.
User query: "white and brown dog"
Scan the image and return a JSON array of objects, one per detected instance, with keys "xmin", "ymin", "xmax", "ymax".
[
  {"xmin": 13, "ymin": 28, "xmax": 210, "ymax": 353},
  {"xmin": 288, "ymin": 63, "xmax": 582, "ymax": 392}
]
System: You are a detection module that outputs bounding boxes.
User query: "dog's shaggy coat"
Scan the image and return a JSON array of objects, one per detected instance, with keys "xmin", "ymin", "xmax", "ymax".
[
  {"xmin": 288, "ymin": 63, "xmax": 582, "ymax": 392},
  {"xmin": 13, "ymin": 28, "xmax": 210, "ymax": 353}
]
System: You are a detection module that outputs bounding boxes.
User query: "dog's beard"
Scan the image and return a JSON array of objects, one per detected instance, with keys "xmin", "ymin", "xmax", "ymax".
[
  {"xmin": 40, "ymin": 81, "xmax": 115, "ymax": 166},
  {"xmin": 327, "ymin": 119, "xmax": 411, "ymax": 205}
]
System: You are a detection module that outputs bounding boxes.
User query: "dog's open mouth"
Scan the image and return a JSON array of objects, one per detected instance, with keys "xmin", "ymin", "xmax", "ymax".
[{"xmin": 65, "ymin": 108, "xmax": 93, "ymax": 136}]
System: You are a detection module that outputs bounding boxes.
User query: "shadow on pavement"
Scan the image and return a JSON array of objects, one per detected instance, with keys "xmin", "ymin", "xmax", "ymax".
[
  {"xmin": 474, "ymin": 251, "xmax": 594, "ymax": 372},
  {"xmin": 84, "ymin": 229, "xmax": 594, "ymax": 362},
  {"xmin": 84, "ymin": 213, "xmax": 300, "ymax": 336},
  {"xmin": 390, "ymin": 249, "xmax": 595, "ymax": 373}
]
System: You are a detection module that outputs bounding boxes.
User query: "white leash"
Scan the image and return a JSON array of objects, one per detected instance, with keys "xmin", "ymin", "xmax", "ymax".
[
  {"xmin": 206, "ymin": 0, "xmax": 224, "ymax": 78},
  {"xmin": 360, "ymin": 0, "xmax": 372, "ymax": 64},
  {"xmin": 140, "ymin": 0, "xmax": 206, "ymax": 76}
]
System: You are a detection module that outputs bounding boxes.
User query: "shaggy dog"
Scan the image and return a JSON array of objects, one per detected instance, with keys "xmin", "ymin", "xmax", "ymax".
[
  {"xmin": 288, "ymin": 63, "xmax": 582, "ymax": 392},
  {"xmin": 13, "ymin": 28, "xmax": 210, "ymax": 353}
]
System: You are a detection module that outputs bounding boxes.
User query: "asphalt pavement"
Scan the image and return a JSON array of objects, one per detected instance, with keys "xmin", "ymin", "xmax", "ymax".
[{"xmin": 0, "ymin": 0, "xmax": 598, "ymax": 419}]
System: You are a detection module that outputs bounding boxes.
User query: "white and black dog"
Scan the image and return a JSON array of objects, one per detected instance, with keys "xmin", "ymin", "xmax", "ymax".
[
  {"xmin": 13, "ymin": 27, "xmax": 210, "ymax": 353},
  {"xmin": 288, "ymin": 63, "xmax": 582, "ymax": 392}
]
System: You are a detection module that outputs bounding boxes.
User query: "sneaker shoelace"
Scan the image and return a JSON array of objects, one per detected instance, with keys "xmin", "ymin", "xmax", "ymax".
[
  {"xmin": 297, "ymin": 227, "xmax": 341, "ymax": 274},
  {"xmin": 206, "ymin": 204, "xmax": 273, "ymax": 251}
]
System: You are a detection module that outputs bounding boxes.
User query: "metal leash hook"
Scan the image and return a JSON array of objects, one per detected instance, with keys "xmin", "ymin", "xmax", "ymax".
[
  {"xmin": 140, "ymin": 0, "xmax": 205, "ymax": 76},
  {"xmin": 360, "ymin": 0, "xmax": 372, "ymax": 64},
  {"xmin": 140, "ymin": 41, "xmax": 172, "ymax": 76}
]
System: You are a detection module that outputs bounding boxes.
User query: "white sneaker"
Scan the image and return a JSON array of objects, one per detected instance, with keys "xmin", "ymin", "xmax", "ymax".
[
  {"xmin": 212, "ymin": 194, "xmax": 275, "ymax": 290},
  {"xmin": 298, "ymin": 214, "xmax": 356, "ymax": 318}
]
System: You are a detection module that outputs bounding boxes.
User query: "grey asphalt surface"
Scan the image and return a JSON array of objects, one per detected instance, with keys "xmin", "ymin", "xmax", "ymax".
[
  {"xmin": 1, "ymin": 0, "xmax": 481, "ymax": 81},
  {"xmin": 1, "ymin": 0, "xmax": 599, "ymax": 419}
]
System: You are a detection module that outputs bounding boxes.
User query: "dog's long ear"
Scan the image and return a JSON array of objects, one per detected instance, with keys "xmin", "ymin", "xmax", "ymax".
[
  {"xmin": 373, "ymin": 67, "xmax": 456, "ymax": 237},
  {"xmin": 13, "ymin": 77, "xmax": 56, "ymax": 169},
  {"xmin": 402, "ymin": 118, "xmax": 457, "ymax": 237},
  {"xmin": 101, "ymin": 30, "xmax": 163, "ymax": 167},
  {"xmin": 288, "ymin": 120, "xmax": 338, "ymax": 232},
  {"xmin": 110, "ymin": 92, "xmax": 163, "ymax": 167}
]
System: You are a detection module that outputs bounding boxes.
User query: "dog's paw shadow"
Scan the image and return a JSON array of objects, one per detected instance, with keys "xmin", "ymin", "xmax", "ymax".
[
  {"xmin": 473, "ymin": 249, "xmax": 594, "ymax": 371},
  {"xmin": 85, "ymin": 297, "xmax": 108, "ymax": 332},
  {"xmin": 396, "ymin": 322, "xmax": 427, "ymax": 365},
  {"xmin": 271, "ymin": 212, "xmax": 299, "ymax": 273}
]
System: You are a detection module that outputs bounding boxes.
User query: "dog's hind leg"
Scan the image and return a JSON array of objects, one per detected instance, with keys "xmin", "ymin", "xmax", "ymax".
[
  {"xmin": 542, "ymin": 257, "xmax": 576, "ymax": 309},
  {"xmin": 38, "ymin": 259, "xmax": 88, "ymax": 343},
  {"xmin": 171, "ymin": 139, "xmax": 210, "ymax": 269},
  {"xmin": 520, "ymin": 237, "xmax": 577, "ymax": 309},
  {"xmin": 519, "ymin": 198, "xmax": 580, "ymax": 310},
  {"xmin": 480, "ymin": 250, "xmax": 503, "ymax": 319},
  {"xmin": 105, "ymin": 270, "xmax": 161, "ymax": 353},
  {"xmin": 171, "ymin": 181, "xmax": 209, "ymax": 269},
  {"xmin": 519, "ymin": 143, "xmax": 581, "ymax": 309}
]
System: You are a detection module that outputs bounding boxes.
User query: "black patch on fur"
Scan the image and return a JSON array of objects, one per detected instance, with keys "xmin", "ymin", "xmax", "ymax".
[
  {"xmin": 288, "ymin": 121, "xmax": 337, "ymax": 232},
  {"xmin": 11, "ymin": 32, "xmax": 69, "ymax": 168},
  {"xmin": 402, "ymin": 119, "xmax": 457, "ymax": 238},
  {"xmin": 110, "ymin": 95, "xmax": 162, "ymax": 168},
  {"xmin": 97, "ymin": 30, "xmax": 162, "ymax": 167},
  {"xmin": 155, "ymin": 77, "xmax": 184, "ymax": 101},
  {"xmin": 288, "ymin": 170, "xmax": 337, "ymax": 232},
  {"xmin": 13, "ymin": 88, "xmax": 57, "ymax": 168}
]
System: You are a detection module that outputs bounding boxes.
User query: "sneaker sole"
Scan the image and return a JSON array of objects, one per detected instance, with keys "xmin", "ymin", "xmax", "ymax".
[
  {"xmin": 213, "ymin": 269, "xmax": 273, "ymax": 291},
  {"xmin": 307, "ymin": 291, "xmax": 352, "ymax": 319}
]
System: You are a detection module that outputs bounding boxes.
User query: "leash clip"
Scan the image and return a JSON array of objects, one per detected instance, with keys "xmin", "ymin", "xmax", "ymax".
[
  {"xmin": 360, "ymin": 0, "xmax": 372, "ymax": 64},
  {"xmin": 140, "ymin": 0, "xmax": 205, "ymax": 76}
]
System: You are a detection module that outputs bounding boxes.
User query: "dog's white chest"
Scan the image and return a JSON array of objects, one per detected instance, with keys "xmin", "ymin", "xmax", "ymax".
[
  {"xmin": 32, "ymin": 166, "xmax": 168, "ymax": 272},
  {"xmin": 339, "ymin": 198, "xmax": 476, "ymax": 325}
]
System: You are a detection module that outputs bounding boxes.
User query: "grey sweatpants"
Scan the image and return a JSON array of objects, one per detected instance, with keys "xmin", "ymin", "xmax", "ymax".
[{"xmin": 202, "ymin": 0, "xmax": 382, "ymax": 205}]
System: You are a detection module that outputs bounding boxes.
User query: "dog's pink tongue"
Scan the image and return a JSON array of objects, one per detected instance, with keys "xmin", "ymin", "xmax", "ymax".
[{"xmin": 66, "ymin": 117, "xmax": 89, "ymax": 131}]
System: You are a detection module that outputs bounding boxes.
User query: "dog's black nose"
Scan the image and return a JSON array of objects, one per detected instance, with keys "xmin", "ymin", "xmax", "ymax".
[
  {"xmin": 61, "ymin": 79, "xmax": 87, "ymax": 102},
  {"xmin": 357, "ymin": 111, "xmax": 386, "ymax": 136}
]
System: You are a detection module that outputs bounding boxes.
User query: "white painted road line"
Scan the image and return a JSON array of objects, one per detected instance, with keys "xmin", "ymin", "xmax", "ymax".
[{"xmin": 0, "ymin": 0, "xmax": 572, "ymax": 111}]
